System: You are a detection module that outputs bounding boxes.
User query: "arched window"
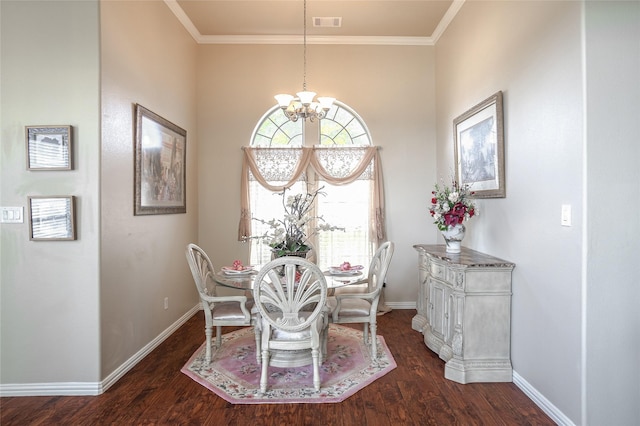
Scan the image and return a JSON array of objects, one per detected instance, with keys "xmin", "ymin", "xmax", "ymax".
[
  {"xmin": 242, "ymin": 101, "xmax": 384, "ymax": 270},
  {"xmin": 318, "ymin": 103, "xmax": 371, "ymax": 146}
]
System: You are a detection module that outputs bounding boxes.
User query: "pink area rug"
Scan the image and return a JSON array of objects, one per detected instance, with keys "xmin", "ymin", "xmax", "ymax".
[{"xmin": 181, "ymin": 324, "xmax": 396, "ymax": 404}]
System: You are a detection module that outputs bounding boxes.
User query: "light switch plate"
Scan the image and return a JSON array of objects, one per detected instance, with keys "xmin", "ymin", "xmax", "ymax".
[
  {"xmin": 561, "ymin": 204, "xmax": 571, "ymax": 227},
  {"xmin": 1, "ymin": 207, "xmax": 24, "ymax": 223}
]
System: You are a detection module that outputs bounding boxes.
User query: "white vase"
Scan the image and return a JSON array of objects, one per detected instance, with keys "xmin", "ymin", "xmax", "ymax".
[{"xmin": 441, "ymin": 224, "xmax": 465, "ymax": 254}]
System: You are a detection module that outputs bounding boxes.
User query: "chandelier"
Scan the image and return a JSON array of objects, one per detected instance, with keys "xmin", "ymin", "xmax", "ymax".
[{"xmin": 274, "ymin": 0, "xmax": 335, "ymax": 122}]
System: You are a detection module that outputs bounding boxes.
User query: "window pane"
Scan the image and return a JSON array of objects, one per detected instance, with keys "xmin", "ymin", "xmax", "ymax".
[
  {"xmin": 316, "ymin": 182, "xmax": 373, "ymax": 270},
  {"xmin": 252, "ymin": 107, "xmax": 303, "ymax": 147},
  {"xmin": 249, "ymin": 180, "xmax": 307, "ymax": 266}
]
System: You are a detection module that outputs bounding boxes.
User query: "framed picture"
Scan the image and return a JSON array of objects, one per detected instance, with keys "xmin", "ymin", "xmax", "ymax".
[
  {"xmin": 26, "ymin": 125, "xmax": 73, "ymax": 170},
  {"xmin": 453, "ymin": 91, "xmax": 505, "ymax": 198},
  {"xmin": 134, "ymin": 104, "xmax": 187, "ymax": 215},
  {"xmin": 28, "ymin": 196, "xmax": 76, "ymax": 241}
]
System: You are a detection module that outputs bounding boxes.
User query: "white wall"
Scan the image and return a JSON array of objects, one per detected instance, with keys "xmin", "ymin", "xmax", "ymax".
[
  {"xmin": 195, "ymin": 44, "xmax": 437, "ymax": 305},
  {"xmin": 0, "ymin": 1, "xmax": 101, "ymax": 384},
  {"xmin": 584, "ymin": 2, "xmax": 640, "ymax": 425},
  {"xmin": 100, "ymin": 0, "xmax": 199, "ymax": 377}
]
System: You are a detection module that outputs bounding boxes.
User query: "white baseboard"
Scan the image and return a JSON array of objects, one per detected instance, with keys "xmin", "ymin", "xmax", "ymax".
[
  {"xmin": 0, "ymin": 305, "xmax": 200, "ymax": 397},
  {"xmin": 513, "ymin": 370, "xmax": 575, "ymax": 426}
]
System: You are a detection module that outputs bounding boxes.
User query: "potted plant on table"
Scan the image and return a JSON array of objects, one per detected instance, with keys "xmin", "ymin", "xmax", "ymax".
[{"xmin": 429, "ymin": 178, "xmax": 477, "ymax": 254}]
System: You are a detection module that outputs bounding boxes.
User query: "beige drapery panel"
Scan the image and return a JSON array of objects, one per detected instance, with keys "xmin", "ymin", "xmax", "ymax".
[{"xmin": 237, "ymin": 146, "xmax": 386, "ymax": 245}]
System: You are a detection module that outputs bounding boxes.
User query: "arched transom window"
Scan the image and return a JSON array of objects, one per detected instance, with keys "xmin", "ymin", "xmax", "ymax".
[{"xmin": 242, "ymin": 101, "xmax": 384, "ymax": 271}]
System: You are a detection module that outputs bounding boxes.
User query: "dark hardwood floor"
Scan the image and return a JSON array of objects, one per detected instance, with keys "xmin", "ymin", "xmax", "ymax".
[{"xmin": 1, "ymin": 309, "xmax": 554, "ymax": 425}]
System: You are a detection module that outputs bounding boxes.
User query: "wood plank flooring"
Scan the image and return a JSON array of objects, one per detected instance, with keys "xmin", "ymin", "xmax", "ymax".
[{"xmin": 1, "ymin": 309, "xmax": 555, "ymax": 425}]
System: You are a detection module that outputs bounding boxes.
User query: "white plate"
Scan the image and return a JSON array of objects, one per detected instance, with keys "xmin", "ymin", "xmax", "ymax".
[
  {"xmin": 221, "ymin": 266, "xmax": 255, "ymax": 275},
  {"xmin": 331, "ymin": 264, "xmax": 363, "ymax": 271},
  {"xmin": 328, "ymin": 269, "xmax": 362, "ymax": 276}
]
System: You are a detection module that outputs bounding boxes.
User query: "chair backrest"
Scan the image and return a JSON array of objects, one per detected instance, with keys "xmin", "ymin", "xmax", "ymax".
[
  {"xmin": 253, "ymin": 257, "xmax": 327, "ymax": 333},
  {"xmin": 366, "ymin": 241, "xmax": 395, "ymax": 294},
  {"xmin": 185, "ymin": 243, "xmax": 218, "ymax": 298}
]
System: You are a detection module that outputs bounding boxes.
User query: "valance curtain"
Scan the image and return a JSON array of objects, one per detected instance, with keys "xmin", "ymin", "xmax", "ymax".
[{"xmin": 238, "ymin": 146, "xmax": 386, "ymax": 244}]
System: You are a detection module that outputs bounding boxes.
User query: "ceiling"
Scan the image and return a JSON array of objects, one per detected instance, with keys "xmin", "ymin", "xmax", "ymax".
[{"xmin": 166, "ymin": 0, "xmax": 463, "ymax": 45}]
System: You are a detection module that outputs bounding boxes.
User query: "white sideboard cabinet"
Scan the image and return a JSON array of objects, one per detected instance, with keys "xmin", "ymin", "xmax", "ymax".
[{"xmin": 412, "ymin": 245, "xmax": 515, "ymax": 384}]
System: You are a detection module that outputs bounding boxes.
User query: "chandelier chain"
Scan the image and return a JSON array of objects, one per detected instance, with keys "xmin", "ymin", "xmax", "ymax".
[
  {"xmin": 303, "ymin": 0, "xmax": 307, "ymax": 92},
  {"xmin": 273, "ymin": 0, "xmax": 335, "ymax": 122}
]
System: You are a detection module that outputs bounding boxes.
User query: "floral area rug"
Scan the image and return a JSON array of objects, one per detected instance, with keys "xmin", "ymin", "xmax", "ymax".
[{"xmin": 181, "ymin": 324, "xmax": 396, "ymax": 404}]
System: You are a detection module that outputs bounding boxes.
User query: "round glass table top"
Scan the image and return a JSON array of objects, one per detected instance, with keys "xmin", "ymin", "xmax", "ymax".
[{"xmin": 214, "ymin": 270, "xmax": 364, "ymax": 290}]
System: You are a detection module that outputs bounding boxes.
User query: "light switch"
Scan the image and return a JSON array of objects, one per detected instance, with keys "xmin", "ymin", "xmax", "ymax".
[
  {"xmin": 1, "ymin": 207, "xmax": 24, "ymax": 223},
  {"xmin": 561, "ymin": 204, "xmax": 571, "ymax": 227}
]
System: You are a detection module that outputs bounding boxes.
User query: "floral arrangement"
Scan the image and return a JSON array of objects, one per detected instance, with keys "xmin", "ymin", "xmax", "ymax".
[
  {"xmin": 251, "ymin": 187, "xmax": 343, "ymax": 257},
  {"xmin": 429, "ymin": 178, "xmax": 477, "ymax": 231}
]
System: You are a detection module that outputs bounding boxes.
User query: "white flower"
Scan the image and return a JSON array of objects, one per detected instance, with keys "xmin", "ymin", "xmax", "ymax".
[{"xmin": 249, "ymin": 187, "xmax": 344, "ymax": 254}]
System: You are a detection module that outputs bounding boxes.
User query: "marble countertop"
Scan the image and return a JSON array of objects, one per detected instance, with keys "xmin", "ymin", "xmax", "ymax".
[{"xmin": 413, "ymin": 244, "xmax": 515, "ymax": 269}]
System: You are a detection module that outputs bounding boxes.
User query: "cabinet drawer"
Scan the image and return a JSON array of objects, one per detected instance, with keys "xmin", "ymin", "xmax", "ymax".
[
  {"xmin": 447, "ymin": 269, "xmax": 464, "ymax": 289},
  {"xmin": 429, "ymin": 261, "xmax": 446, "ymax": 281}
]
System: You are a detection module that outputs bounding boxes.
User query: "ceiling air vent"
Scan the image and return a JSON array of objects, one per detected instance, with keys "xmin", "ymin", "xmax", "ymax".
[{"xmin": 313, "ymin": 17, "xmax": 342, "ymax": 28}]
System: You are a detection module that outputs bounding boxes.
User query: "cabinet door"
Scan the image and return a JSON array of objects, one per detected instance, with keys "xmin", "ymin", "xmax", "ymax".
[
  {"xmin": 416, "ymin": 256, "xmax": 429, "ymax": 318},
  {"xmin": 428, "ymin": 278, "xmax": 452, "ymax": 342}
]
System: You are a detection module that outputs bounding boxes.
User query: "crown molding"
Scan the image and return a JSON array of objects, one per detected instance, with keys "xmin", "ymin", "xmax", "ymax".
[
  {"xmin": 164, "ymin": 0, "xmax": 463, "ymax": 47},
  {"xmin": 431, "ymin": 0, "xmax": 465, "ymax": 44},
  {"xmin": 197, "ymin": 35, "xmax": 434, "ymax": 46}
]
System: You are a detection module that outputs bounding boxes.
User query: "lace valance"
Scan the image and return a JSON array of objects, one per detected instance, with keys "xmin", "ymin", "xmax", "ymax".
[{"xmin": 238, "ymin": 146, "xmax": 386, "ymax": 243}]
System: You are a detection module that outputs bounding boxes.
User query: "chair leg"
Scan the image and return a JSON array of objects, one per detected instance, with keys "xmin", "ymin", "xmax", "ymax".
[
  {"xmin": 204, "ymin": 325, "xmax": 213, "ymax": 365},
  {"xmin": 370, "ymin": 322, "xmax": 377, "ymax": 359},
  {"xmin": 312, "ymin": 348, "xmax": 320, "ymax": 392},
  {"xmin": 260, "ymin": 349, "xmax": 270, "ymax": 394},
  {"xmin": 254, "ymin": 326, "xmax": 261, "ymax": 364},
  {"xmin": 215, "ymin": 325, "xmax": 223, "ymax": 348},
  {"xmin": 321, "ymin": 329, "xmax": 328, "ymax": 362},
  {"xmin": 363, "ymin": 322, "xmax": 369, "ymax": 345}
]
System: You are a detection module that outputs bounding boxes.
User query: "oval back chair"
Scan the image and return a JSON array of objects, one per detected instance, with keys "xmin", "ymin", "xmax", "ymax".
[{"xmin": 253, "ymin": 256, "xmax": 328, "ymax": 393}]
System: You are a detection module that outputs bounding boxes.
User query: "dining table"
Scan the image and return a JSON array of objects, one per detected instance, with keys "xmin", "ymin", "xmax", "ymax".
[
  {"xmin": 213, "ymin": 265, "xmax": 366, "ymax": 368},
  {"xmin": 213, "ymin": 267, "xmax": 365, "ymax": 294}
]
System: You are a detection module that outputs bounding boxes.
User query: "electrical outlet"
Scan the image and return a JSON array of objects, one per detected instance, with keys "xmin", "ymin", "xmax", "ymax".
[{"xmin": 164, "ymin": 297, "xmax": 169, "ymax": 310}]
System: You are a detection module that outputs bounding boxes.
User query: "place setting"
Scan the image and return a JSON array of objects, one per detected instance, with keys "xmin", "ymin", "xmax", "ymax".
[
  {"xmin": 220, "ymin": 260, "xmax": 257, "ymax": 277},
  {"xmin": 325, "ymin": 261, "xmax": 364, "ymax": 282}
]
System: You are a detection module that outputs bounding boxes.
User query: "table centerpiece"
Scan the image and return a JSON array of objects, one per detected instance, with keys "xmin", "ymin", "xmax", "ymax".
[{"xmin": 251, "ymin": 186, "xmax": 344, "ymax": 259}]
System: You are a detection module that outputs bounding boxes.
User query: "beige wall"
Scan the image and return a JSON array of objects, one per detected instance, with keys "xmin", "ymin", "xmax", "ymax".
[
  {"xmin": 3, "ymin": 2, "xmax": 637, "ymax": 423},
  {"xmin": 196, "ymin": 44, "xmax": 436, "ymax": 304},
  {"xmin": 100, "ymin": 1, "xmax": 199, "ymax": 377},
  {"xmin": 584, "ymin": 2, "xmax": 640, "ymax": 425},
  {"xmin": 436, "ymin": 1, "xmax": 640, "ymax": 424},
  {"xmin": 0, "ymin": 0, "xmax": 101, "ymax": 384},
  {"xmin": 436, "ymin": 1, "xmax": 585, "ymax": 423}
]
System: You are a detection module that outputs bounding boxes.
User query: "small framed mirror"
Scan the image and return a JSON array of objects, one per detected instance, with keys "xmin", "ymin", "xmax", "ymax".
[
  {"xmin": 28, "ymin": 196, "xmax": 76, "ymax": 241},
  {"xmin": 26, "ymin": 125, "xmax": 73, "ymax": 170}
]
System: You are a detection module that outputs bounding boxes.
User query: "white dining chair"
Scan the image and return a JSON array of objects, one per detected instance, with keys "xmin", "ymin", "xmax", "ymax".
[
  {"xmin": 252, "ymin": 256, "xmax": 329, "ymax": 393},
  {"xmin": 185, "ymin": 243, "xmax": 255, "ymax": 365},
  {"xmin": 327, "ymin": 241, "xmax": 394, "ymax": 359}
]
